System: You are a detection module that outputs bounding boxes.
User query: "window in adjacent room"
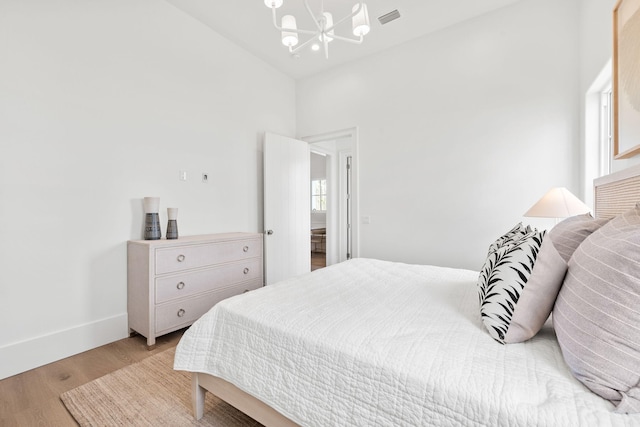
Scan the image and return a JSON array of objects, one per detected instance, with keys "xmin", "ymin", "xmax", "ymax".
[{"xmin": 311, "ymin": 179, "xmax": 327, "ymax": 212}]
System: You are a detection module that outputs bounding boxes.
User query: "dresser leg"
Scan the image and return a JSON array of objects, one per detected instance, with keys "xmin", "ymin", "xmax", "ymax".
[{"xmin": 147, "ymin": 336, "xmax": 156, "ymax": 350}]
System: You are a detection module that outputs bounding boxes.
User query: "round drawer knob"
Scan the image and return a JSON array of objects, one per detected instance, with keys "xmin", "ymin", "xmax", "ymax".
[
  {"xmin": 176, "ymin": 281, "xmax": 185, "ymax": 290},
  {"xmin": 177, "ymin": 254, "xmax": 186, "ymax": 262},
  {"xmin": 243, "ymin": 267, "xmax": 249, "ymax": 274},
  {"xmin": 243, "ymin": 246, "xmax": 249, "ymax": 252},
  {"xmin": 177, "ymin": 309, "xmax": 186, "ymax": 317}
]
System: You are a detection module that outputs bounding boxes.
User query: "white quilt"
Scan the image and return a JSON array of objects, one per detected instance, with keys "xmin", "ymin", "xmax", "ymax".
[{"xmin": 174, "ymin": 258, "xmax": 639, "ymax": 426}]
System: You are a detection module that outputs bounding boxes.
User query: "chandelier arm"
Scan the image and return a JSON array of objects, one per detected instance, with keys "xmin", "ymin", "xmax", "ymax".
[
  {"xmin": 290, "ymin": 28, "xmax": 320, "ymax": 36},
  {"xmin": 324, "ymin": 0, "xmax": 364, "ymax": 34},
  {"xmin": 271, "ymin": 7, "xmax": 281, "ymax": 30},
  {"xmin": 303, "ymin": 0, "xmax": 324, "ymax": 33},
  {"xmin": 328, "ymin": 34, "xmax": 364, "ymax": 45},
  {"xmin": 323, "ymin": 36, "xmax": 329, "ymax": 59},
  {"xmin": 289, "ymin": 32, "xmax": 321, "ymax": 54}
]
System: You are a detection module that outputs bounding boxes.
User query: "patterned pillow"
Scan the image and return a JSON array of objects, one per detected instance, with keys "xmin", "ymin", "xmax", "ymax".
[
  {"xmin": 503, "ymin": 214, "xmax": 609, "ymax": 343},
  {"xmin": 477, "ymin": 229, "xmax": 545, "ymax": 343},
  {"xmin": 486, "ymin": 222, "xmax": 533, "ymax": 256},
  {"xmin": 553, "ymin": 205, "xmax": 640, "ymax": 413}
]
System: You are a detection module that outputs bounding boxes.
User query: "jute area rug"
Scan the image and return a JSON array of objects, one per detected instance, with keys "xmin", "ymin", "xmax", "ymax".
[{"xmin": 60, "ymin": 347, "xmax": 262, "ymax": 426}]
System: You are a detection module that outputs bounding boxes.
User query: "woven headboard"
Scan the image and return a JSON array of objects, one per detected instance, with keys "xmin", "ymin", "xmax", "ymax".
[{"xmin": 594, "ymin": 164, "xmax": 640, "ymax": 219}]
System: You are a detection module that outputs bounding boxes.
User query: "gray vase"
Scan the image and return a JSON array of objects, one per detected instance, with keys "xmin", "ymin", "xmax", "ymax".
[
  {"xmin": 166, "ymin": 220, "xmax": 178, "ymax": 239},
  {"xmin": 166, "ymin": 207, "xmax": 178, "ymax": 239},
  {"xmin": 143, "ymin": 197, "xmax": 161, "ymax": 240},
  {"xmin": 144, "ymin": 213, "xmax": 161, "ymax": 240}
]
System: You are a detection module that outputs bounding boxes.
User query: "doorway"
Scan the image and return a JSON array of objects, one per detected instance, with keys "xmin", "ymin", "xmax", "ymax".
[
  {"xmin": 310, "ymin": 152, "xmax": 327, "ymax": 270},
  {"xmin": 304, "ymin": 127, "xmax": 359, "ymax": 268}
]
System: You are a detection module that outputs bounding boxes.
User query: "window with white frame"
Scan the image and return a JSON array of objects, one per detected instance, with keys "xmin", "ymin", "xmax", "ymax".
[
  {"xmin": 311, "ymin": 179, "xmax": 327, "ymax": 212},
  {"xmin": 583, "ymin": 61, "xmax": 613, "ymax": 209},
  {"xmin": 583, "ymin": 61, "xmax": 612, "ymax": 208},
  {"xmin": 600, "ymin": 84, "xmax": 613, "ymax": 176}
]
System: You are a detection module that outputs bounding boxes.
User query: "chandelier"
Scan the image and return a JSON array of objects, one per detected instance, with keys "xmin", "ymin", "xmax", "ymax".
[{"xmin": 263, "ymin": 0, "xmax": 371, "ymax": 59}]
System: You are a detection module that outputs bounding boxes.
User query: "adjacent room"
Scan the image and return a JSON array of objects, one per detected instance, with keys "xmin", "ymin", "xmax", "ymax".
[{"xmin": 2, "ymin": 0, "xmax": 640, "ymax": 425}]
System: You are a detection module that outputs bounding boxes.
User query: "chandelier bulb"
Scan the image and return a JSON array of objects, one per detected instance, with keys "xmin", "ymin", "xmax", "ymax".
[
  {"xmin": 264, "ymin": 0, "xmax": 283, "ymax": 8},
  {"xmin": 281, "ymin": 15, "xmax": 299, "ymax": 47},
  {"xmin": 352, "ymin": 3, "xmax": 370, "ymax": 37},
  {"xmin": 322, "ymin": 12, "xmax": 334, "ymax": 43}
]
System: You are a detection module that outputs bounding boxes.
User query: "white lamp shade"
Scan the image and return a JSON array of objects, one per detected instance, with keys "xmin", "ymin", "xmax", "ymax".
[
  {"xmin": 264, "ymin": 0, "xmax": 283, "ymax": 8},
  {"xmin": 523, "ymin": 187, "xmax": 591, "ymax": 218},
  {"xmin": 352, "ymin": 3, "xmax": 370, "ymax": 36},
  {"xmin": 321, "ymin": 12, "xmax": 334, "ymax": 42},
  {"xmin": 281, "ymin": 15, "xmax": 298, "ymax": 47}
]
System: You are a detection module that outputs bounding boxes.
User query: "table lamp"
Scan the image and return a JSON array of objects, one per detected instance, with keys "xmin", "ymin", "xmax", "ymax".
[{"xmin": 524, "ymin": 187, "xmax": 591, "ymax": 223}]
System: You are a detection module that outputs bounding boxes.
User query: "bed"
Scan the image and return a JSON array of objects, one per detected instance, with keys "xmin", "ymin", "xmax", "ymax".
[{"xmin": 174, "ymin": 165, "xmax": 640, "ymax": 426}]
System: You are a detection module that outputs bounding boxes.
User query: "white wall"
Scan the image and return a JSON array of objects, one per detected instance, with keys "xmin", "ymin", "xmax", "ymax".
[
  {"xmin": 579, "ymin": 0, "xmax": 617, "ymax": 93},
  {"xmin": 311, "ymin": 152, "xmax": 327, "ymax": 181},
  {"xmin": 0, "ymin": 0, "xmax": 295, "ymax": 379},
  {"xmin": 297, "ymin": 0, "xmax": 581, "ymax": 270}
]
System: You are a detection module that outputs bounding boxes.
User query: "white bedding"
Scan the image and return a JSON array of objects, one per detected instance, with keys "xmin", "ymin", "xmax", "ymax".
[{"xmin": 174, "ymin": 258, "xmax": 639, "ymax": 426}]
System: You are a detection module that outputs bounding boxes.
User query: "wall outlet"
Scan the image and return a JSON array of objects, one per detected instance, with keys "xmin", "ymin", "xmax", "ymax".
[
  {"xmin": 179, "ymin": 170, "xmax": 187, "ymax": 181},
  {"xmin": 202, "ymin": 173, "xmax": 209, "ymax": 183}
]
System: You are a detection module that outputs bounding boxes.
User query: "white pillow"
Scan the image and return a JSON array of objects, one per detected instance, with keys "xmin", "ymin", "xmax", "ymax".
[
  {"xmin": 503, "ymin": 214, "xmax": 609, "ymax": 343},
  {"xmin": 477, "ymin": 229, "xmax": 545, "ymax": 343},
  {"xmin": 486, "ymin": 222, "xmax": 532, "ymax": 256}
]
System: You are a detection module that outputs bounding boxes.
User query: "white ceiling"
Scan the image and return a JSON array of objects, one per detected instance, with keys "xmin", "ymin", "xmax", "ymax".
[{"xmin": 164, "ymin": 0, "xmax": 523, "ymax": 79}]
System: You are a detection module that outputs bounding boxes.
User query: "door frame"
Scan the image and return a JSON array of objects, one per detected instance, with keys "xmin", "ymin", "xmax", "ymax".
[{"xmin": 302, "ymin": 127, "xmax": 360, "ymax": 264}]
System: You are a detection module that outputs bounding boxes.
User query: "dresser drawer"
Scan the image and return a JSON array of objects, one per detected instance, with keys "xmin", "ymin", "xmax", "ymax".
[
  {"xmin": 155, "ymin": 279, "xmax": 263, "ymax": 333},
  {"xmin": 155, "ymin": 238, "xmax": 262, "ymax": 275},
  {"xmin": 155, "ymin": 258, "xmax": 262, "ymax": 304}
]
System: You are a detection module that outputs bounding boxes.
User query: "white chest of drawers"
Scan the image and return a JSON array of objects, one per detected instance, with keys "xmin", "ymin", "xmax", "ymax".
[{"xmin": 127, "ymin": 233, "xmax": 263, "ymax": 347}]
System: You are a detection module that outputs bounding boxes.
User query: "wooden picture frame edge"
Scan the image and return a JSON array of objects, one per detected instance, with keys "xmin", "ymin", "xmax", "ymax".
[{"xmin": 613, "ymin": 0, "xmax": 640, "ymax": 159}]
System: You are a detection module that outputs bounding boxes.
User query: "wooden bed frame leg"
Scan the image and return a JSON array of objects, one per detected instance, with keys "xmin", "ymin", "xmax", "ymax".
[{"xmin": 192, "ymin": 374, "xmax": 205, "ymax": 420}]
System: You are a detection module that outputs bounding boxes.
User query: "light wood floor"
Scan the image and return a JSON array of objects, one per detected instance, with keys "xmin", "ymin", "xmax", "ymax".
[
  {"xmin": 1, "ymin": 260, "xmax": 328, "ymax": 426},
  {"xmin": 0, "ymin": 329, "xmax": 185, "ymax": 427},
  {"xmin": 311, "ymin": 251, "xmax": 326, "ymax": 271}
]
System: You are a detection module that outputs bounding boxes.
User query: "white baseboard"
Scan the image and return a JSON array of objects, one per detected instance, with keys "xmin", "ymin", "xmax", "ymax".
[{"xmin": 0, "ymin": 314, "xmax": 129, "ymax": 380}]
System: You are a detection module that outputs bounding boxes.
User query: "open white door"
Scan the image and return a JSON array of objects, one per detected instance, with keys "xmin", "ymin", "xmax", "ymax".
[{"xmin": 264, "ymin": 132, "xmax": 311, "ymax": 285}]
